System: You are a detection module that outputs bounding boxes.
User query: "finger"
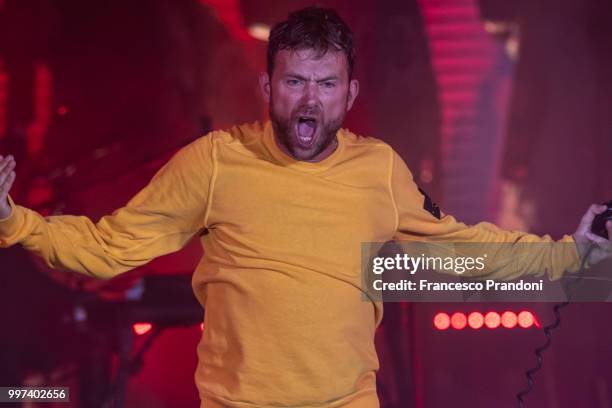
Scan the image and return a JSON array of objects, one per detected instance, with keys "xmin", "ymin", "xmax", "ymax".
[
  {"xmin": 0, "ymin": 171, "xmax": 15, "ymax": 196},
  {"xmin": 0, "ymin": 154, "xmax": 14, "ymax": 165},
  {"xmin": 1, "ymin": 156, "xmax": 15, "ymax": 169},
  {"xmin": 7, "ymin": 170, "xmax": 15, "ymax": 188},
  {"xmin": 0, "ymin": 156, "xmax": 15, "ymax": 174},
  {"xmin": 586, "ymin": 231, "xmax": 609, "ymax": 245},
  {"xmin": 579, "ymin": 203, "xmax": 608, "ymax": 229},
  {"xmin": 0, "ymin": 159, "xmax": 16, "ymax": 185}
]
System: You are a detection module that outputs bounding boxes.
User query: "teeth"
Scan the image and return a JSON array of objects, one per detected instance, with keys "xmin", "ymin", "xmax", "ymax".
[{"xmin": 296, "ymin": 117, "xmax": 316, "ymax": 144}]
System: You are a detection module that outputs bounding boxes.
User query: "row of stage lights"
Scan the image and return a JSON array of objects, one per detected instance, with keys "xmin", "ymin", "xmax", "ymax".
[
  {"xmin": 132, "ymin": 311, "xmax": 540, "ymax": 335},
  {"xmin": 433, "ymin": 311, "xmax": 540, "ymax": 330}
]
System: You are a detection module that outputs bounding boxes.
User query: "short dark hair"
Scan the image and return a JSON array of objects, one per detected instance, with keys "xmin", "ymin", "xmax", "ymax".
[{"xmin": 267, "ymin": 6, "xmax": 356, "ymax": 79}]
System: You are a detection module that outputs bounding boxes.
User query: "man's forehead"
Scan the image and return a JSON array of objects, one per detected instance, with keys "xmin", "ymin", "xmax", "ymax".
[{"xmin": 275, "ymin": 48, "xmax": 348, "ymax": 76}]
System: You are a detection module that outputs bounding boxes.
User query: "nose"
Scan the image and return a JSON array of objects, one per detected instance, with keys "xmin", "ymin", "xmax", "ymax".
[{"xmin": 302, "ymin": 80, "xmax": 320, "ymax": 105}]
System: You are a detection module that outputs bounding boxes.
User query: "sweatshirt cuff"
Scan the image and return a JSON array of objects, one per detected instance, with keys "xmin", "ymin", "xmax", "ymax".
[
  {"xmin": 553, "ymin": 234, "xmax": 582, "ymax": 279},
  {"xmin": 0, "ymin": 195, "xmax": 25, "ymax": 247}
]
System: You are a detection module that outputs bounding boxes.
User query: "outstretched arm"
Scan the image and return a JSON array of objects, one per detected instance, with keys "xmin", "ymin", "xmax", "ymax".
[
  {"xmin": 0, "ymin": 136, "xmax": 214, "ymax": 279},
  {"xmin": 388, "ymin": 149, "xmax": 609, "ymax": 281}
]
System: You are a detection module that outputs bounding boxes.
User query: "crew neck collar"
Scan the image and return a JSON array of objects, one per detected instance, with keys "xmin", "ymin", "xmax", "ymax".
[{"xmin": 262, "ymin": 120, "xmax": 345, "ymax": 172}]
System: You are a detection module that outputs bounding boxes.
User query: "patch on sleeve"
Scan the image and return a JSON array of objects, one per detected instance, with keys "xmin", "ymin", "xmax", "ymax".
[{"xmin": 418, "ymin": 187, "xmax": 441, "ymax": 219}]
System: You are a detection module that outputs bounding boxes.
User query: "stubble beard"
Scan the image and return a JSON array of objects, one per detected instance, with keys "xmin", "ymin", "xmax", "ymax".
[{"xmin": 269, "ymin": 98, "xmax": 345, "ymax": 162}]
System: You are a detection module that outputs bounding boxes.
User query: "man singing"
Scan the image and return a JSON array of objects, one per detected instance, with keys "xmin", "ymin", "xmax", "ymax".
[{"xmin": 0, "ymin": 7, "xmax": 610, "ymax": 408}]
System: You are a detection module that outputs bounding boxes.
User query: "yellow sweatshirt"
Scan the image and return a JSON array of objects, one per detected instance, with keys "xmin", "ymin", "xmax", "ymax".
[{"xmin": 0, "ymin": 121, "xmax": 579, "ymax": 407}]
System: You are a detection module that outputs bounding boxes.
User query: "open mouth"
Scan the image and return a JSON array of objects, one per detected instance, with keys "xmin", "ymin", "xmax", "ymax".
[{"xmin": 296, "ymin": 116, "xmax": 318, "ymax": 147}]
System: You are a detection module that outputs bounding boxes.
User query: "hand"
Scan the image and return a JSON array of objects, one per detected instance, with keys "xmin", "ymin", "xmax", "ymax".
[
  {"xmin": 0, "ymin": 155, "xmax": 17, "ymax": 219},
  {"xmin": 573, "ymin": 203, "xmax": 612, "ymax": 264}
]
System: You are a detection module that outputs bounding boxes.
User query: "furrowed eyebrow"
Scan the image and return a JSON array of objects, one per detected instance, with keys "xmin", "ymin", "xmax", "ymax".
[
  {"xmin": 284, "ymin": 73, "xmax": 308, "ymax": 81},
  {"xmin": 284, "ymin": 73, "xmax": 339, "ymax": 82},
  {"xmin": 317, "ymin": 76, "xmax": 339, "ymax": 82}
]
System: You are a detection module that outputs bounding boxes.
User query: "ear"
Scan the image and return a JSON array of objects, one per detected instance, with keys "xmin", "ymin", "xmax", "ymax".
[
  {"xmin": 259, "ymin": 72, "xmax": 271, "ymax": 103},
  {"xmin": 346, "ymin": 78, "xmax": 359, "ymax": 112}
]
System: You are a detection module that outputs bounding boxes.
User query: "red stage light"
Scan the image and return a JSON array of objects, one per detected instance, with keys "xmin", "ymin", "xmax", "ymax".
[
  {"xmin": 501, "ymin": 311, "xmax": 518, "ymax": 328},
  {"xmin": 484, "ymin": 312, "xmax": 501, "ymax": 329},
  {"xmin": 132, "ymin": 322, "xmax": 153, "ymax": 335},
  {"xmin": 450, "ymin": 312, "xmax": 467, "ymax": 330},
  {"xmin": 433, "ymin": 312, "xmax": 451, "ymax": 330},
  {"xmin": 467, "ymin": 312, "xmax": 484, "ymax": 329},
  {"xmin": 435, "ymin": 310, "xmax": 539, "ymax": 330},
  {"xmin": 517, "ymin": 311, "xmax": 535, "ymax": 328}
]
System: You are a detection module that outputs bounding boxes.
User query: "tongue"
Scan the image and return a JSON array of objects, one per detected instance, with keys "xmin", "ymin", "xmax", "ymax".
[{"xmin": 297, "ymin": 121, "xmax": 316, "ymax": 139}]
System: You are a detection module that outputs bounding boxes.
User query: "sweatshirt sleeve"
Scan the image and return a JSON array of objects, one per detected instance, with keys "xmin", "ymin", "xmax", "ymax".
[
  {"xmin": 0, "ymin": 135, "xmax": 215, "ymax": 279},
  {"xmin": 389, "ymin": 149, "xmax": 580, "ymax": 281}
]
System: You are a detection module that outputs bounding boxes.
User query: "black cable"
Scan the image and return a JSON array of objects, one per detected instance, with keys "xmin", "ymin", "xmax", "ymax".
[
  {"xmin": 128, "ymin": 326, "xmax": 165, "ymax": 376},
  {"xmin": 516, "ymin": 243, "xmax": 595, "ymax": 407},
  {"xmin": 101, "ymin": 326, "xmax": 166, "ymax": 408}
]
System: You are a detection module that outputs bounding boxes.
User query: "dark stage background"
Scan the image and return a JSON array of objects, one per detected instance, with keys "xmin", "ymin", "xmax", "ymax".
[{"xmin": 0, "ymin": 0, "xmax": 611, "ymax": 407}]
